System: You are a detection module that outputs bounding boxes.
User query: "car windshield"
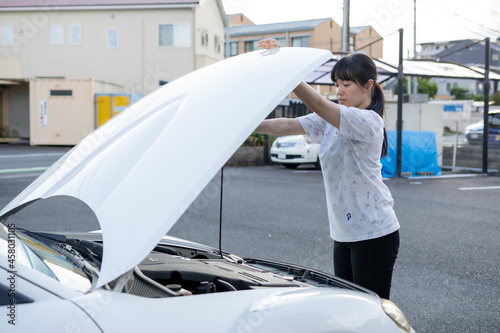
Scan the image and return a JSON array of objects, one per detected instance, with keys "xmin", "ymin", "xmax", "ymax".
[
  {"xmin": 491, "ymin": 113, "xmax": 500, "ymax": 126},
  {"xmin": 0, "ymin": 224, "xmax": 92, "ymax": 292}
]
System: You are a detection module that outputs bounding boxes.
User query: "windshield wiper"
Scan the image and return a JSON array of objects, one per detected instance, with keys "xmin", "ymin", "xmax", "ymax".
[
  {"xmin": 15, "ymin": 229, "xmax": 101, "ymax": 288},
  {"xmin": 49, "ymin": 242, "xmax": 86, "ymax": 268}
]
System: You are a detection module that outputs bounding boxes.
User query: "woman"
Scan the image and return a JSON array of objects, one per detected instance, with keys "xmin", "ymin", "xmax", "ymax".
[{"xmin": 255, "ymin": 38, "xmax": 400, "ymax": 299}]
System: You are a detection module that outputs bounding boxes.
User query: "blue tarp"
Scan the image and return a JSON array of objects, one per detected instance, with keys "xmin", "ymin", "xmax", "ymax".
[{"xmin": 381, "ymin": 131, "xmax": 442, "ymax": 177}]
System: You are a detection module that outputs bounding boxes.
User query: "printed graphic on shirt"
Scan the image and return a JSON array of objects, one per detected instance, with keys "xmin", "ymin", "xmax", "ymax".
[{"xmin": 298, "ymin": 106, "xmax": 400, "ymax": 242}]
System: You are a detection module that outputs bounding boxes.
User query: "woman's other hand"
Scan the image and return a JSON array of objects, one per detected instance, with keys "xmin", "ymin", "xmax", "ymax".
[{"xmin": 257, "ymin": 38, "xmax": 280, "ymax": 49}]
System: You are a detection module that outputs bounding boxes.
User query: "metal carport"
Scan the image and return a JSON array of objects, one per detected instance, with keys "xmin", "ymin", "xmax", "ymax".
[{"xmin": 304, "ymin": 42, "xmax": 500, "ymax": 176}]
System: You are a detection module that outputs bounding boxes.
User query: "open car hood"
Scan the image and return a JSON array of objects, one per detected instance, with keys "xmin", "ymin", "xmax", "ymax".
[{"xmin": 0, "ymin": 48, "xmax": 331, "ymax": 288}]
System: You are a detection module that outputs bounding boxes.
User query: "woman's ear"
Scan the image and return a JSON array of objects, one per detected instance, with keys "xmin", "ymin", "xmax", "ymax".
[{"xmin": 365, "ymin": 79, "xmax": 375, "ymax": 92}]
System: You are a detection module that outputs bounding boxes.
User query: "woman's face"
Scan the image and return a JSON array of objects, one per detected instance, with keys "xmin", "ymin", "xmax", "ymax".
[{"xmin": 335, "ymin": 79, "xmax": 372, "ymax": 109}]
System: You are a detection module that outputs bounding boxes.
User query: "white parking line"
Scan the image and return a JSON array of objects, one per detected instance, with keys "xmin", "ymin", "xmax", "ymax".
[
  {"xmin": 0, "ymin": 173, "xmax": 44, "ymax": 179},
  {"xmin": 458, "ymin": 186, "xmax": 500, "ymax": 191},
  {"xmin": 0, "ymin": 153, "xmax": 64, "ymax": 159},
  {"xmin": 0, "ymin": 167, "xmax": 49, "ymax": 174}
]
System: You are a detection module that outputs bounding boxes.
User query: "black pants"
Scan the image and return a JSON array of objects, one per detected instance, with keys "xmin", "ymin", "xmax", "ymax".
[{"xmin": 333, "ymin": 230, "xmax": 400, "ymax": 299}]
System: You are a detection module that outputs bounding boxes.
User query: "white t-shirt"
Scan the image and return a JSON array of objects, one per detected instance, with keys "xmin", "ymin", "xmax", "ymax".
[{"xmin": 298, "ymin": 105, "xmax": 400, "ymax": 242}]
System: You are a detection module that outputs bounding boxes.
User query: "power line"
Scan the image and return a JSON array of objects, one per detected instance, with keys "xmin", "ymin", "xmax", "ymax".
[
  {"xmin": 421, "ymin": 0, "xmax": 500, "ymax": 37},
  {"xmin": 420, "ymin": 7, "xmax": 497, "ymax": 41}
]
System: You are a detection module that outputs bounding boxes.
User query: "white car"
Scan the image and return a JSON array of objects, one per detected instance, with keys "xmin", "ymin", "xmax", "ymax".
[
  {"xmin": 465, "ymin": 120, "xmax": 484, "ymax": 145},
  {"xmin": 271, "ymin": 135, "xmax": 321, "ymax": 169},
  {"xmin": 0, "ymin": 48, "xmax": 414, "ymax": 332}
]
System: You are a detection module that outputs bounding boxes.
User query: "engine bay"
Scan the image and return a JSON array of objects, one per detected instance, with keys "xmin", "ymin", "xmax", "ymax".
[
  {"xmin": 138, "ymin": 250, "xmax": 309, "ymax": 295},
  {"xmin": 31, "ymin": 232, "xmax": 367, "ymax": 298},
  {"xmin": 130, "ymin": 243, "xmax": 366, "ymax": 297}
]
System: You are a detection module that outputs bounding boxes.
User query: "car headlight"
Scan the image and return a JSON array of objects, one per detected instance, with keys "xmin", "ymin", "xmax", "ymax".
[{"xmin": 381, "ymin": 299, "xmax": 411, "ymax": 332}]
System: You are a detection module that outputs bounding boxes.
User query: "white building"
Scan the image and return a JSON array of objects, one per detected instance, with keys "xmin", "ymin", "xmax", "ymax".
[
  {"xmin": 0, "ymin": 0, "xmax": 226, "ymax": 94},
  {"xmin": 0, "ymin": 0, "xmax": 226, "ymax": 142}
]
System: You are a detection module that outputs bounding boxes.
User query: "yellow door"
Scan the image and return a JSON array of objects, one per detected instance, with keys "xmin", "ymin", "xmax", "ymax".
[
  {"xmin": 96, "ymin": 95, "xmax": 112, "ymax": 128},
  {"xmin": 112, "ymin": 95, "xmax": 130, "ymax": 116},
  {"xmin": 95, "ymin": 94, "xmax": 130, "ymax": 128}
]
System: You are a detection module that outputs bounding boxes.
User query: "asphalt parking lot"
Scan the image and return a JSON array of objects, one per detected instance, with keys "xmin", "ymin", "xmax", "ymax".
[{"xmin": 1, "ymin": 143, "xmax": 499, "ymax": 333}]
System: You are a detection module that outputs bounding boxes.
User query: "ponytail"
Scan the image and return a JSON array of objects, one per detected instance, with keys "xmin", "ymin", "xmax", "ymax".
[
  {"xmin": 368, "ymin": 83, "xmax": 384, "ymax": 117},
  {"xmin": 368, "ymin": 83, "xmax": 388, "ymax": 158}
]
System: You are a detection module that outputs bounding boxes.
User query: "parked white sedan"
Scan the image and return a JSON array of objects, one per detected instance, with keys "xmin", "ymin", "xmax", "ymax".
[
  {"xmin": 0, "ymin": 47, "xmax": 414, "ymax": 332},
  {"xmin": 271, "ymin": 135, "xmax": 321, "ymax": 169}
]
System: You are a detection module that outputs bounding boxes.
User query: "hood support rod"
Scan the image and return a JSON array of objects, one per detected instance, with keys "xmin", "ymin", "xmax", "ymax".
[{"xmin": 218, "ymin": 167, "xmax": 224, "ymax": 259}]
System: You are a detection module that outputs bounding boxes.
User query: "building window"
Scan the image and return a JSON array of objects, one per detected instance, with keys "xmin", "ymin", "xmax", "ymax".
[
  {"xmin": 244, "ymin": 40, "xmax": 258, "ymax": 52},
  {"xmin": 275, "ymin": 37, "xmax": 285, "ymax": 47},
  {"xmin": 107, "ymin": 28, "xmax": 119, "ymax": 48},
  {"xmin": 200, "ymin": 28, "xmax": 208, "ymax": 47},
  {"xmin": 229, "ymin": 41, "xmax": 238, "ymax": 56},
  {"xmin": 214, "ymin": 35, "xmax": 221, "ymax": 53},
  {"xmin": 1, "ymin": 26, "xmax": 13, "ymax": 45},
  {"xmin": 50, "ymin": 90, "xmax": 73, "ymax": 96},
  {"xmin": 159, "ymin": 23, "xmax": 191, "ymax": 47},
  {"xmin": 69, "ymin": 24, "xmax": 82, "ymax": 45},
  {"xmin": 51, "ymin": 25, "xmax": 63, "ymax": 45},
  {"xmin": 291, "ymin": 36, "xmax": 309, "ymax": 47},
  {"xmin": 160, "ymin": 24, "xmax": 173, "ymax": 46}
]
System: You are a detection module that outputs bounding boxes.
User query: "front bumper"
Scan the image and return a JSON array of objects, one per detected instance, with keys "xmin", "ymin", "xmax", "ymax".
[{"xmin": 270, "ymin": 147, "xmax": 318, "ymax": 164}]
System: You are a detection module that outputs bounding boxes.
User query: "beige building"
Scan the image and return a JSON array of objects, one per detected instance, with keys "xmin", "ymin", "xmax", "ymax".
[
  {"xmin": 349, "ymin": 26, "xmax": 383, "ymax": 59},
  {"xmin": 226, "ymin": 15, "xmax": 383, "ymax": 98},
  {"xmin": 0, "ymin": 0, "xmax": 226, "ymax": 142},
  {"xmin": 228, "ymin": 13, "xmax": 255, "ymax": 27},
  {"xmin": 227, "ymin": 15, "xmax": 383, "ymax": 58},
  {"xmin": 227, "ymin": 17, "xmax": 342, "ymax": 56}
]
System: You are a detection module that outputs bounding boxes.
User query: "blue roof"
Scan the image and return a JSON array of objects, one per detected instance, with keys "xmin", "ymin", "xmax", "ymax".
[
  {"xmin": 229, "ymin": 18, "xmax": 330, "ymax": 37},
  {"xmin": 434, "ymin": 40, "xmax": 481, "ymax": 59}
]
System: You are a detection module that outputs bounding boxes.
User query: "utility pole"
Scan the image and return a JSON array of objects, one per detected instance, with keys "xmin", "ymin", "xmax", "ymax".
[
  {"xmin": 413, "ymin": 0, "xmax": 417, "ymax": 59},
  {"xmin": 482, "ymin": 38, "xmax": 490, "ymax": 173},
  {"xmin": 341, "ymin": 0, "xmax": 350, "ymax": 53},
  {"xmin": 412, "ymin": 0, "xmax": 418, "ymax": 94},
  {"xmin": 397, "ymin": 29, "xmax": 404, "ymax": 178}
]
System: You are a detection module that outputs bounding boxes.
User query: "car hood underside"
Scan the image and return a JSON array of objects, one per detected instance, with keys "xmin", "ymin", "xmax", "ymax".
[{"xmin": 0, "ymin": 47, "xmax": 331, "ymax": 288}]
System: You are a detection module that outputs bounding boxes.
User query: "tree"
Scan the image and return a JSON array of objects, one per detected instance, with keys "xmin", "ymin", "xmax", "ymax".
[
  {"xmin": 492, "ymin": 92, "xmax": 500, "ymax": 105},
  {"xmin": 393, "ymin": 76, "xmax": 438, "ymax": 99},
  {"xmin": 416, "ymin": 77, "xmax": 438, "ymax": 99},
  {"xmin": 449, "ymin": 86, "xmax": 469, "ymax": 100}
]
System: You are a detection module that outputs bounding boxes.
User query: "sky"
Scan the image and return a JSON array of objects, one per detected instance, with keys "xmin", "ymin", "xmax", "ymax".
[{"xmin": 222, "ymin": 0, "xmax": 500, "ymax": 63}]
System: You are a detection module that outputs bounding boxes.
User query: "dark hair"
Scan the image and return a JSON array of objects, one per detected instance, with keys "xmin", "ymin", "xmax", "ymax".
[{"xmin": 331, "ymin": 53, "xmax": 388, "ymax": 158}]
